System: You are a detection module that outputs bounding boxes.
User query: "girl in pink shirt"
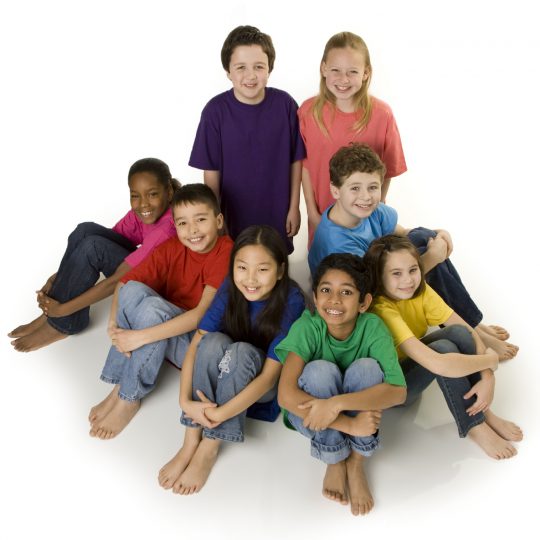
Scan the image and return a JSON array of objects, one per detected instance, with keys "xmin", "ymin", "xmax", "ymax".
[
  {"xmin": 9, "ymin": 158, "xmax": 180, "ymax": 352},
  {"xmin": 299, "ymin": 31, "xmax": 407, "ymax": 244}
]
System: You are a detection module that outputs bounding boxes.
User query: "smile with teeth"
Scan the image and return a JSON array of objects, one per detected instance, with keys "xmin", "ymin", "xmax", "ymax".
[
  {"xmin": 326, "ymin": 308, "xmax": 344, "ymax": 316},
  {"xmin": 189, "ymin": 236, "xmax": 203, "ymax": 243},
  {"xmin": 140, "ymin": 210, "xmax": 153, "ymax": 217}
]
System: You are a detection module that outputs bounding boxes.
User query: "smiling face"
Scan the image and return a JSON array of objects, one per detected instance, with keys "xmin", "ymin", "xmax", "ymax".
[
  {"xmin": 321, "ymin": 46, "xmax": 369, "ymax": 112},
  {"xmin": 233, "ymin": 243, "xmax": 284, "ymax": 302},
  {"xmin": 227, "ymin": 44, "xmax": 270, "ymax": 105},
  {"xmin": 128, "ymin": 171, "xmax": 172, "ymax": 225},
  {"xmin": 173, "ymin": 202, "xmax": 223, "ymax": 254},
  {"xmin": 330, "ymin": 170, "xmax": 382, "ymax": 228},
  {"xmin": 381, "ymin": 249, "xmax": 422, "ymax": 301},
  {"xmin": 314, "ymin": 269, "xmax": 371, "ymax": 339}
]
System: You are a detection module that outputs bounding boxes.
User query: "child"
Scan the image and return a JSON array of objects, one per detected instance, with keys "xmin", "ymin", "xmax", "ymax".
[
  {"xmin": 309, "ymin": 143, "xmax": 518, "ymax": 361},
  {"xmin": 299, "ymin": 31, "xmax": 406, "ymax": 242},
  {"xmin": 158, "ymin": 225, "xmax": 305, "ymax": 494},
  {"xmin": 189, "ymin": 25, "xmax": 305, "ymax": 254},
  {"xmin": 276, "ymin": 253, "xmax": 406, "ymax": 516},
  {"xmin": 9, "ymin": 158, "xmax": 180, "ymax": 352},
  {"xmin": 365, "ymin": 235, "xmax": 523, "ymax": 459},
  {"xmin": 88, "ymin": 184, "xmax": 233, "ymax": 439}
]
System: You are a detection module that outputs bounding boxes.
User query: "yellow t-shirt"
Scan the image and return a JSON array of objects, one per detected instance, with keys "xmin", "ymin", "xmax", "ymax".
[{"xmin": 371, "ymin": 284, "xmax": 454, "ymax": 359}]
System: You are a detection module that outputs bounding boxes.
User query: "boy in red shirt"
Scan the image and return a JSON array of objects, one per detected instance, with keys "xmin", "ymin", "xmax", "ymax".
[{"xmin": 89, "ymin": 184, "xmax": 233, "ymax": 440}]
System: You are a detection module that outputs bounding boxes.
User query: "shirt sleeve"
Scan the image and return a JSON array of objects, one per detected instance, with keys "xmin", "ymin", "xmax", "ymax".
[
  {"xmin": 201, "ymin": 237, "xmax": 233, "ymax": 290},
  {"xmin": 379, "ymin": 103, "xmax": 407, "ymax": 179},
  {"xmin": 377, "ymin": 204, "xmax": 399, "ymax": 236},
  {"xmin": 188, "ymin": 100, "xmax": 222, "ymax": 171},
  {"xmin": 423, "ymin": 285, "xmax": 454, "ymax": 326},
  {"xmin": 198, "ymin": 281, "xmax": 229, "ymax": 332},
  {"xmin": 288, "ymin": 95, "xmax": 306, "ymax": 163},
  {"xmin": 372, "ymin": 298, "xmax": 415, "ymax": 349},
  {"xmin": 112, "ymin": 210, "xmax": 142, "ymax": 245},
  {"xmin": 275, "ymin": 311, "xmax": 317, "ymax": 364}
]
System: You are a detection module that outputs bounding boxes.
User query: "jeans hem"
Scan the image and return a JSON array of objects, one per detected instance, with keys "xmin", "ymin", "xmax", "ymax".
[
  {"xmin": 203, "ymin": 430, "xmax": 244, "ymax": 443},
  {"xmin": 100, "ymin": 375, "xmax": 120, "ymax": 385},
  {"xmin": 46, "ymin": 318, "xmax": 76, "ymax": 335},
  {"xmin": 459, "ymin": 416, "xmax": 485, "ymax": 438},
  {"xmin": 349, "ymin": 435, "xmax": 380, "ymax": 457},
  {"xmin": 310, "ymin": 440, "xmax": 350, "ymax": 464},
  {"xmin": 118, "ymin": 391, "xmax": 141, "ymax": 403}
]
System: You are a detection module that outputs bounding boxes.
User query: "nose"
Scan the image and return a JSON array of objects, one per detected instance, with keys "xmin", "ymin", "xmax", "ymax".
[
  {"xmin": 188, "ymin": 221, "xmax": 199, "ymax": 235},
  {"xmin": 330, "ymin": 291, "xmax": 341, "ymax": 304}
]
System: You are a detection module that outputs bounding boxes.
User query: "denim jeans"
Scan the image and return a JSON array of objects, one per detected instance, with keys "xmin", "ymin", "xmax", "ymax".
[
  {"xmin": 180, "ymin": 332, "xmax": 265, "ymax": 443},
  {"xmin": 288, "ymin": 358, "xmax": 384, "ymax": 464},
  {"xmin": 408, "ymin": 227, "xmax": 483, "ymax": 328},
  {"xmin": 47, "ymin": 222, "xmax": 136, "ymax": 335},
  {"xmin": 400, "ymin": 324, "xmax": 485, "ymax": 437},
  {"xmin": 100, "ymin": 281, "xmax": 193, "ymax": 401}
]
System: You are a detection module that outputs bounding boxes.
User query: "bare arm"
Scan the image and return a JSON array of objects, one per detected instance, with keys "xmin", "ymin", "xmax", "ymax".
[
  {"xmin": 381, "ymin": 177, "xmax": 392, "ymax": 203},
  {"xmin": 39, "ymin": 262, "xmax": 132, "ymax": 318},
  {"xmin": 285, "ymin": 160, "xmax": 302, "ymax": 237},
  {"xmin": 301, "ymin": 167, "xmax": 322, "ymax": 231},
  {"xmin": 203, "ymin": 170, "xmax": 221, "ymax": 199}
]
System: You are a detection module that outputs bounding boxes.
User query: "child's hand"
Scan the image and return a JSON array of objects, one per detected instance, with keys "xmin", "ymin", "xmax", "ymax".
[
  {"xmin": 307, "ymin": 211, "xmax": 322, "ymax": 232},
  {"xmin": 464, "ymin": 372, "xmax": 495, "ymax": 415},
  {"xmin": 426, "ymin": 236, "xmax": 449, "ymax": 264},
  {"xmin": 110, "ymin": 328, "xmax": 146, "ymax": 357},
  {"xmin": 434, "ymin": 229, "xmax": 454, "ymax": 257},
  {"xmin": 37, "ymin": 292, "xmax": 65, "ymax": 318},
  {"xmin": 183, "ymin": 396, "xmax": 219, "ymax": 429},
  {"xmin": 348, "ymin": 410, "xmax": 382, "ymax": 437},
  {"xmin": 286, "ymin": 207, "xmax": 301, "ymax": 238},
  {"xmin": 298, "ymin": 398, "xmax": 340, "ymax": 431},
  {"xmin": 196, "ymin": 390, "xmax": 224, "ymax": 426},
  {"xmin": 37, "ymin": 274, "xmax": 56, "ymax": 296}
]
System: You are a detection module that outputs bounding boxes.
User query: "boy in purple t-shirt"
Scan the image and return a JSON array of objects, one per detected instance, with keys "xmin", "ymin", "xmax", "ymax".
[{"xmin": 189, "ymin": 25, "xmax": 305, "ymax": 253}]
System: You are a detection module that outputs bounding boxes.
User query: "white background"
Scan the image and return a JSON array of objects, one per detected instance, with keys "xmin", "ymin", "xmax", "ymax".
[{"xmin": 1, "ymin": 1, "xmax": 538, "ymax": 538}]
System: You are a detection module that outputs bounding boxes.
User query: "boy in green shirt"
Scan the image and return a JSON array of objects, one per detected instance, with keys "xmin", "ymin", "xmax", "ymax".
[{"xmin": 276, "ymin": 253, "xmax": 406, "ymax": 517}]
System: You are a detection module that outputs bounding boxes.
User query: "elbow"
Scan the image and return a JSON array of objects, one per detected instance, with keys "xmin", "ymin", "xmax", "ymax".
[{"xmin": 396, "ymin": 386, "xmax": 407, "ymax": 405}]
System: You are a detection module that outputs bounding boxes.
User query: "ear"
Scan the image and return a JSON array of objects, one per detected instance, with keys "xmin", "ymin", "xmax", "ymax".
[
  {"xmin": 320, "ymin": 61, "xmax": 328, "ymax": 78},
  {"xmin": 216, "ymin": 213, "xmax": 224, "ymax": 230},
  {"xmin": 329, "ymin": 183, "xmax": 340, "ymax": 201},
  {"xmin": 358, "ymin": 293, "xmax": 372, "ymax": 313},
  {"xmin": 362, "ymin": 68, "xmax": 370, "ymax": 82},
  {"xmin": 226, "ymin": 70, "xmax": 232, "ymax": 81},
  {"xmin": 277, "ymin": 262, "xmax": 285, "ymax": 281}
]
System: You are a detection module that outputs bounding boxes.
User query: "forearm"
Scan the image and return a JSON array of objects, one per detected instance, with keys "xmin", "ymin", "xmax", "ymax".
[
  {"xmin": 420, "ymin": 251, "xmax": 440, "ymax": 273},
  {"xmin": 429, "ymin": 351, "xmax": 496, "ymax": 377},
  {"xmin": 135, "ymin": 308, "xmax": 201, "ymax": 347},
  {"xmin": 180, "ymin": 332, "xmax": 203, "ymax": 406},
  {"xmin": 332, "ymin": 383, "xmax": 406, "ymax": 412},
  {"xmin": 289, "ymin": 161, "xmax": 302, "ymax": 210},
  {"xmin": 381, "ymin": 177, "xmax": 392, "ymax": 202},
  {"xmin": 203, "ymin": 170, "xmax": 220, "ymax": 199},
  {"xmin": 60, "ymin": 263, "xmax": 131, "ymax": 316},
  {"xmin": 301, "ymin": 167, "xmax": 320, "ymax": 219}
]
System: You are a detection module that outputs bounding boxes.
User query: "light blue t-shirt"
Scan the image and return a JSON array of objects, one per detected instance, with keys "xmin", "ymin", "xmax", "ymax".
[{"xmin": 308, "ymin": 203, "xmax": 398, "ymax": 276}]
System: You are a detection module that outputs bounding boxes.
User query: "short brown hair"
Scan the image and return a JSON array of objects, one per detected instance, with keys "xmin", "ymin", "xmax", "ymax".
[
  {"xmin": 221, "ymin": 25, "xmax": 275, "ymax": 73},
  {"xmin": 329, "ymin": 143, "xmax": 386, "ymax": 187},
  {"xmin": 171, "ymin": 183, "xmax": 221, "ymax": 216}
]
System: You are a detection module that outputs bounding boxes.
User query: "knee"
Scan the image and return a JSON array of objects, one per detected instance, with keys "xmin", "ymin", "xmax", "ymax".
[
  {"xmin": 345, "ymin": 358, "xmax": 384, "ymax": 388},
  {"xmin": 444, "ymin": 325, "xmax": 475, "ymax": 352},
  {"xmin": 227, "ymin": 342, "xmax": 264, "ymax": 372},
  {"xmin": 429, "ymin": 338, "xmax": 459, "ymax": 354},
  {"xmin": 197, "ymin": 332, "xmax": 233, "ymax": 361},
  {"xmin": 407, "ymin": 227, "xmax": 436, "ymax": 251},
  {"xmin": 299, "ymin": 360, "xmax": 341, "ymax": 395}
]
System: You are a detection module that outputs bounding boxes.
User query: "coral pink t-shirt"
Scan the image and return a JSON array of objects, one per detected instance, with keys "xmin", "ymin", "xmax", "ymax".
[
  {"xmin": 299, "ymin": 95, "xmax": 407, "ymax": 215},
  {"xmin": 112, "ymin": 208, "xmax": 176, "ymax": 269}
]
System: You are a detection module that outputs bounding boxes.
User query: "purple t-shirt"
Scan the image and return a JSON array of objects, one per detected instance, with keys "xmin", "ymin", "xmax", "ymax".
[
  {"xmin": 189, "ymin": 88, "xmax": 306, "ymax": 253},
  {"xmin": 112, "ymin": 208, "xmax": 176, "ymax": 268}
]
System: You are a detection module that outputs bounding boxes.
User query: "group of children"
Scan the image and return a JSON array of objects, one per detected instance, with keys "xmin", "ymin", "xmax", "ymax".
[{"xmin": 9, "ymin": 25, "xmax": 522, "ymax": 517}]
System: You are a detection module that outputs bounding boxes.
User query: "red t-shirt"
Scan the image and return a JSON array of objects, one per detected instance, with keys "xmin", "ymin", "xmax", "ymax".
[{"xmin": 120, "ymin": 235, "xmax": 233, "ymax": 310}]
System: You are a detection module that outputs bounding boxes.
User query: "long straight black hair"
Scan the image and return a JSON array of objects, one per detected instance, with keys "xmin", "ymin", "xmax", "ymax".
[{"xmin": 223, "ymin": 225, "xmax": 296, "ymax": 350}]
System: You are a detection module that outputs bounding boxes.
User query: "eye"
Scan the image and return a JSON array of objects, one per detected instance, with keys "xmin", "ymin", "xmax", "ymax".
[
  {"xmin": 341, "ymin": 289, "xmax": 353, "ymax": 296},
  {"xmin": 236, "ymin": 264, "xmax": 246, "ymax": 271},
  {"xmin": 130, "ymin": 193, "xmax": 140, "ymax": 199},
  {"xmin": 320, "ymin": 286, "xmax": 330, "ymax": 294},
  {"xmin": 197, "ymin": 217, "xmax": 207, "ymax": 222},
  {"xmin": 351, "ymin": 186, "xmax": 359, "ymax": 191},
  {"xmin": 176, "ymin": 221, "xmax": 186, "ymax": 227},
  {"xmin": 392, "ymin": 271, "xmax": 401, "ymax": 277}
]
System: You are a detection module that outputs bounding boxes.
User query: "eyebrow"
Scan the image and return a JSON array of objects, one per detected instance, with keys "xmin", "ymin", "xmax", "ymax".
[
  {"xmin": 235, "ymin": 259, "xmax": 272, "ymax": 266},
  {"xmin": 319, "ymin": 281, "xmax": 357, "ymax": 288},
  {"xmin": 389, "ymin": 265, "xmax": 418, "ymax": 271}
]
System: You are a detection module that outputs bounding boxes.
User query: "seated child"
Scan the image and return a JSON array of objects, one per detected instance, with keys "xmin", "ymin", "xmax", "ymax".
[
  {"xmin": 189, "ymin": 25, "xmax": 305, "ymax": 253},
  {"xmin": 158, "ymin": 225, "xmax": 305, "ymax": 494},
  {"xmin": 88, "ymin": 184, "xmax": 233, "ymax": 439},
  {"xmin": 308, "ymin": 143, "xmax": 518, "ymax": 361},
  {"xmin": 9, "ymin": 157, "xmax": 180, "ymax": 352},
  {"xmin": 365, "ymin": 235, "xmax": 523, "ymax": 459},
  {"xmin": 277, "ymin": 253, "xmax": 406, "ymax": 516}
]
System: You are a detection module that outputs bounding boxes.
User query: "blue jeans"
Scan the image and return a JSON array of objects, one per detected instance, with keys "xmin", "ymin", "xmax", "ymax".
[
  {"xmin": 288, "ymin": 359, "xmax": 384, "ymax": 464},
  {"xmin": 180, "ymin": 333, "xmax": 266, "ymax": 443},
  {"xmin": 400, "ymin": 325, "xmax": 485, "ymax": 437},
  {"xmin": 408, "ymin": 227, "xmax": 483, "ymax": 327},
  {"xmin": 47, "ymin": 222, "xmax": 136, "ymax": 335},
  {"xmin": 100, "ymin": 281, "xmax": 193, "ymax": 401}
]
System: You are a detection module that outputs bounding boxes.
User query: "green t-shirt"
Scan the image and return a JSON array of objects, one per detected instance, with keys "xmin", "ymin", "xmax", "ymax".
[{"xmin": 275, "ymin": 309, "xmax": 406, "ymax": 386}]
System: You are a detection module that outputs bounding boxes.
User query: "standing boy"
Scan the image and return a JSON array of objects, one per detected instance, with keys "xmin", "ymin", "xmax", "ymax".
[
  {"xmin": 189, "ymin": 25, "xmax": 305, "ymax": 253},
  {"xmin": 89, "ymin": 184, "xmax": 233, "ymax": 439}
]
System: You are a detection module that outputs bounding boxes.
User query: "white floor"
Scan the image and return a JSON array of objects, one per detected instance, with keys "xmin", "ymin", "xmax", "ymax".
[{"xmin": 2, "ymin": 1, "xmax": 539, "ymax": 539}]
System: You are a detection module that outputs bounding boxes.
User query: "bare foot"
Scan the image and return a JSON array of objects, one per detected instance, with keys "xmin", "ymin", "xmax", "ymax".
[
  {"xmin": 477, "ymin": 323, "xmax": 510, "ymax": 341},
  {"xmin": 345, "ymin": 453, "xmax": 374, "ymax": 516},
  {"xmin": 88, "ymin": 386, "xmax": 120, "ymax": 424},
  {"xmin": 477, "ymin": 330, "xmax": 519, "ymax": 361},
  {"xmin": 484, "ymin": 409, "xmax": 523, "ymax": 442},
  {"xmin": 11, "ymin": 321, "xmax": 67, "ymax": 352},
  {"xmin": 173, "ymin": 437, "xmax": 220, "ymax": 495},
  {"xmin": 89, "ymin": 398, "xmax": 140, "ymax": 440},
  {"xmin": 468, "ymin": 422, "xmax": 517, "ymax": 459},
  {"xmin": 322, "ymin": 462, "xmax": 348, "ymax": 505},
  {"xmin": 8, "ymin": 314, "xmax": 47, "ymax": 338},
  {"xmin": 158, "ymin": 428, "xmax": 203, "ymax": 490}
]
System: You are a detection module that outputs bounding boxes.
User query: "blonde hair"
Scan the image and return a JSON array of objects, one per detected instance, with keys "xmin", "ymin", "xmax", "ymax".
[{"xmin": 312, "ymin": 32, "xmax": 372, "ymax": 137}]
